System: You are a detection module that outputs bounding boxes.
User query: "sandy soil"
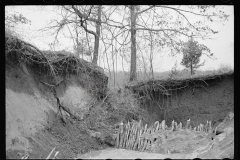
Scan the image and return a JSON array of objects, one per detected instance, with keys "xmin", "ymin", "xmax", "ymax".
[
  {"xmin": 6, "ymin": 65, "xmax": 109, "ymax": 159},
  {"xmin": 77, "ymin": 148, "xmax": 196, "ymax": 159},
  {"xmin": 6, "ymin": 65, "xmax": 53, "ymax": 154},
  {"xmin": 78, "ymin": 121, "xmax": 234, "ymax": 159},
  {"xmin": 5, "ymin": 64, "xmax": 234, "ymax": 159}
]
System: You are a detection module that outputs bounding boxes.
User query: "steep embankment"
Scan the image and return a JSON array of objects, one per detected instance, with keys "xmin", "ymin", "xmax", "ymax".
[
  {"xmin": 6, "ymin": 33, "xmax": 109, "ymax": 159},
  {"xmin": 6, "ymin": 64, "xmax": 54, "ymax": 156},
  {"xmin": 126, "ymin": 72, "xmax": 234, "ymax": 128}
]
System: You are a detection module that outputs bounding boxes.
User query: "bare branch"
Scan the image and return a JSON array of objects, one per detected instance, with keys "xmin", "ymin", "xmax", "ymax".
[
  {"xmin": 71, "ymin": 5, "xmax": 97, "ymax": 37},
  {"xmin": 102, "ymin": 15, "xmax": 130, "ymax": 29},
  {"xmin": 169, "ymin": 7, "xmax": 198, "ymax": 31},
  {"xmin": 71, "ymin": 5, "xmax": 98, "ymax": 23},
  {"xmin": 135, "ymin": 27, "xmax": 191, "ymax": 37},
  {"xmin": 155, "ymin": 5, "xmax": 216, "ymax": 17},
  {"xmin": 80, "ymin": 22, "xmax": 96, "ymax": 36},
  {"xmin": 136, "ymin": 5, "xmax": 155, "ymax": 15}
]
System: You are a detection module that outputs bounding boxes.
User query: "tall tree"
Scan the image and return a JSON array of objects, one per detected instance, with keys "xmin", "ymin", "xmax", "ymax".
[
  {"xmin": 92, "ymin": 5, "xmax": 101, "ymax": 64},
  {"xmin": 129, "ymin": 5, "xmax": 138, "ymax": 81},
  {"xmin": 43, "ymin": 5, "xmax": 102, "ymax": 64},
  {"xmin": 41, "ymin": 5, "xmax": 229, "ymax": 81},
  {"xmin": 126, "ymin": 5, "xmax": 229, "ymax": 81},
  {"xmin": 180, "ymin": 36, "xmax": 212, "ymax": 75},
  {"xmin": 71, "ymin": 5, "xmax": 102, "ymax": 65}
]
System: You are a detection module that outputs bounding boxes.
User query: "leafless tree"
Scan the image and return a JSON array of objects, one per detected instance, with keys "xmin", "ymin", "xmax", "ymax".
[
  {"xmin": 40, "ymin": 5, "xmax": 229, "ymax": 82},
  {"xmin": 126, "ymin": 5, "xmax": 229, "ymax": 81}
]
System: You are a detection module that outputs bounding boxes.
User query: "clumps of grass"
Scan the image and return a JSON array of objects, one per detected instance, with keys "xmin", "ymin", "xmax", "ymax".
[
  {"xmin": 81, "ymin": 88, "xmax": 154, "ymax": 148},
  {"xmin": 217, "ymin": 64, "xmax": 233, "ymax": 74},
  {"xmin": 101, "ymin": 88, "xmax": 154, "ymax": 127},
  {"xmin": 84, "ymin": 86, "xmax": 154, "ymax": 133}
]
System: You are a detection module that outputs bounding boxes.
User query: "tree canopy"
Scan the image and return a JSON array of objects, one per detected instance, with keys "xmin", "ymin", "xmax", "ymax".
[
  {"xmin": 6, "ymin": 5, "xmax": 231, "ymax": 82},
  {"xmin": 181, "ymin": 37, "xmax": 212, "ymax": 75}
]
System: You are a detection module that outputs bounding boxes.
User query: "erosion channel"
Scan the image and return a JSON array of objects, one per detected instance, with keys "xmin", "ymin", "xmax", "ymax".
[{"xmin": 6, "ymin": 33, "xmax": 234, "ymax": 159}]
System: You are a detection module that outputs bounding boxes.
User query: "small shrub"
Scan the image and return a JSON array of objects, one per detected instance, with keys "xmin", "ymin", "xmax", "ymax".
[
  {"xmin": 103, "ymin": 88, "xmax": 152, "ymax": 126},
  {"xmin": 217, "ymin": 64, "xmax": 233, "ymax": 73}
]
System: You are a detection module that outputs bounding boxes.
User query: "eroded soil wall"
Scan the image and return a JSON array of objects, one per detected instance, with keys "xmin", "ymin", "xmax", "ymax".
[
  {"xmin": 6, "ymin": 63, "xmax": 108, "ymax": 159},
  {"xmin": 144, "ymin": 76, "xmax": 234, "ymax": 127}
]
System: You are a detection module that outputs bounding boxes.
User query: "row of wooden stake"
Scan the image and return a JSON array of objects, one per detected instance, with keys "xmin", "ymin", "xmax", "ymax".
[
  {"xmin": 115, "ymin": 119, "xmax": 213, "ymax": 151},
  {"xmin": 115, "ymin": 119, "xmax": 169, "ymax": 151}
]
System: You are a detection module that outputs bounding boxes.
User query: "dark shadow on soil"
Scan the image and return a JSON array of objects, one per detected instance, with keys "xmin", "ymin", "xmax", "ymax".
[{"xmin": 6, "ymin": 109, "xmax": 110, "ymax": 159}]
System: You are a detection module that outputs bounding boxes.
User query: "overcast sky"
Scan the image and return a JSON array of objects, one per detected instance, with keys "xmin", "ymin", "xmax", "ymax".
[{"xmin": 6, "ymin": 5, "xmax": 234, "ymax": 72}]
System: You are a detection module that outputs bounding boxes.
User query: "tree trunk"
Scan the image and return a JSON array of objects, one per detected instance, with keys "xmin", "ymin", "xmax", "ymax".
[
  {"xmin": 129, "ymin": 5, "xmax": 137, "ymax": 81},
  {"xmin": 92, "ymin": 5, "xmax": 101, "ymax": 65},
  {"xmin": 149, "ymin": 31, "xmax": 154, "ymax": 79},
  {"xmin": 190, "ymin": 60, "xmax": 193, "ymax": 75}
]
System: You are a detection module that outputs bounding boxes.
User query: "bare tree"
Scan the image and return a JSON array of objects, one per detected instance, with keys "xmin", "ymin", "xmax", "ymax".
[
  {"xmin": 129, "ymin": 5, "xmax": 138, "ymax": 81},
  {"xmin": 71, "ymin": 5, "xmax": 102, "ymax": 65},
  {"xmin": 42, "ymin": 5, "xmax": 127, "ymax": 68},
  {"xmin": 40, "ymin": 5, "xmax": 229, "ymax": 82},
  {"xmin": 149, "ymin": 31, "xmax": 154, "ymax": 79},
  {"xmin": 126, "ymin": 5, "xmax": 229, "ymax": 81}
]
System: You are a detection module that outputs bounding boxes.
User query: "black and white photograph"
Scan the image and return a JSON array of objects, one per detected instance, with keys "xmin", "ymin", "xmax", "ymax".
[{"xmin": 6, "ymin": 5, "xmax": 234, "ymax": 159}]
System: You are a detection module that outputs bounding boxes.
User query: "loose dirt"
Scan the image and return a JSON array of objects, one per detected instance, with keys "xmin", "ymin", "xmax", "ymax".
[{"xmin": 77, "ymin": 114, "xmax": 234, "ymax": 159}]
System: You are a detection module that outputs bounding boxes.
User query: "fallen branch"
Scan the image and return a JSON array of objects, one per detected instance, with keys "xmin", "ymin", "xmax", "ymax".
[
  {"xmin": 59, "ymin": 100, "xmax": 83, "ymax": 121},
  {"xmin": 46, "ymin": 147, "xmax": 56, "ymax": 159}
]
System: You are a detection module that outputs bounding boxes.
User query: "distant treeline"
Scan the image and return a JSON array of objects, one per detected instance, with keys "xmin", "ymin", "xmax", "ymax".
[{"xmin": 105, "ymin": 66, "xmax": 233, "ymax": 88}]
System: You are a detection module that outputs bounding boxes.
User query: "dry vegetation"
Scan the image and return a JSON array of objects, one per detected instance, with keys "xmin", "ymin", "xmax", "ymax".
[
  {"xmin": 6, "ymin": 31, "xmax": 154, "ymax": 158},
  {"xmin": 106, "ymin": 67, "xmax": 233, "ymax": 88}
]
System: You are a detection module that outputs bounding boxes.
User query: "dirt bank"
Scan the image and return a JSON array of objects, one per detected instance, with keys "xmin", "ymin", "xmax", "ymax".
[
  {"xmin": 126, "ymin": 72, "xmax": 234, "ymax": 128},
  {"xmin": 5, "ymin": 32, "xmax": 234, "ymax": 159},
  {"xmin": 6, "ymin": 33, "xmax": 110, "ymax": 159}
]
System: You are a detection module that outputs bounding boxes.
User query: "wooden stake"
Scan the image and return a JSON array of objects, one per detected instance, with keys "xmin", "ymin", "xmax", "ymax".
[
  {"xmin": 125, "ymin": 122, "xmax": 131, "ymax": 148},
  {"xmin": 186, "ymin": 119, "xmax": 190, "ymax": 129},
  {"xmin": 159, "ymin": 121, "xmax": 162, "ymax": 130},
  {"xmin": 174, "ymin": 122, "xmax": 178, "ymax": 131},
  {"xmin": 171, "ymin": 120, "xmax": 174, "ymax": 131},
  {"xmin": 118, "ymin": 123, "xmax": 123, "ymax": 148},
  {"xmin": 133, "ymin": 128, "xmax": 139, "ymax": 150},
  {"xmin": 142, "ymin": 138, "xmax": 148, "ymax": 152},
  {"xmin": 208, "ymin": 121, "xmax": 212, "ymax": 133},
  {"xmin": 115, "ymin": 129, "xmax": 120, "ymax": 147},
  {"xmin": 200, "ymin": 123, "xmax": 203, "ymax": 132},
  {"xmin": 139, "ymin": 127, "xmax": 144, "ymax": 150},
  {"xmin": 162, "ymin": 120, "xmax": 166, "ymax": 130},
  {"xmin": 144, "ymin": 123, "xmax": 148, "ymax": 133},
  {"xmin": 155, "ymin": 121, "xmax": 160, "ymax": 131}
]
